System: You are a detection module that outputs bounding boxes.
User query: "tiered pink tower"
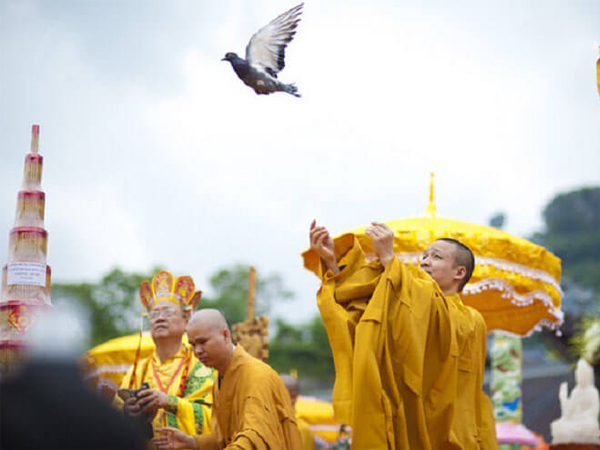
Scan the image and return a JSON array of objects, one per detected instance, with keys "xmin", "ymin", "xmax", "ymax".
[{"xmin": 0, "ymin": 125, "xmax": 52, "ymax": 373}]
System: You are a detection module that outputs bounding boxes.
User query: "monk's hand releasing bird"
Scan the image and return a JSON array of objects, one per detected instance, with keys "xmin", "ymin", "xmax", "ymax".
[{"xmin": 222, "ymin": 3, "xmax": 303, "ymax": 97}]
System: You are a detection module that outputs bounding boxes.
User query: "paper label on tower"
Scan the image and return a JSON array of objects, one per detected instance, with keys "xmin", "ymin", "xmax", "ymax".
[{"xmin": 6, "ymin": 262, "xmax": 47, "ymax": 286}]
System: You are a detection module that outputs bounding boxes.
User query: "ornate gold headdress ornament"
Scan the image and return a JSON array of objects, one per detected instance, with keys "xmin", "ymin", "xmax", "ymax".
[{"xmin": 138, "ymin": 269, "xmax": 202, "ymax": 312}]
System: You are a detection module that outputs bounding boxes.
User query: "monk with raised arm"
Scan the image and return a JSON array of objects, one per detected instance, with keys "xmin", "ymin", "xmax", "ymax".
[{"xmin": 305, "ymin": 220, "xmax": 497, "ymax": 449}]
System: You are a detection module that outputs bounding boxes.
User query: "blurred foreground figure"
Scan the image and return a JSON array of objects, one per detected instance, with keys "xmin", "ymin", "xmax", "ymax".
[
  {"xmin": 153, "ymin": 309, "xmax": 302, "ymax": 449},
  {"xmin": 281, "ymin": 373, "xmax": 316, "ymax": 450},
  {"xmin": 114, "ymin": 270, "xmax": 214, "ymax": 437},
  {"xmin": 306, "ymin": 220, "xmax": 497, "ymax": 449},
  {"xmin": 0, "ymin": 306, "xmax": 145, "ymax": 449},
  {"xmin": 0, "ymin": 357, "xmax": 146, "ymax": 450}
]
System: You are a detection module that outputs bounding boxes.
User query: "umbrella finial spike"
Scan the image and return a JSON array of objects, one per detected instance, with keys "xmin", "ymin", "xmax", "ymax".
[{"xmin": 426, "ymin": 172, "xmax": 436, "ymax": 218}]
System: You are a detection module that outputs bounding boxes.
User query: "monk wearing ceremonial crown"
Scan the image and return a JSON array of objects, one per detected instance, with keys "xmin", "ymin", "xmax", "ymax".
[{"xmin": 114, "ymin": 270, "xmax": 215, "ymax": 438}]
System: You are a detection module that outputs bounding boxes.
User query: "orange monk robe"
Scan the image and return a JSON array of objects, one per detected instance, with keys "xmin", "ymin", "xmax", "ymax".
[
  {"xmin": 194, "ymin": 345, "xmax": 302, "ymax": 450},
  {"xmin": 447, "ymin": 294, "xmax": 498, "ymax": 449},
  {"xmin": 115, "ymin": 343, "xmax": 215, "ymax": 435},
  {"xmin": 303, "ymin": 234, "xmax": 461, "ymax": 449}
]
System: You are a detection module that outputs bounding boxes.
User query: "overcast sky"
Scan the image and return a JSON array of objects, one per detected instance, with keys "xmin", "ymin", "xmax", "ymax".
[{"xmin": 1, "ymin": 0, "xmax": 599, "ymax": 325}]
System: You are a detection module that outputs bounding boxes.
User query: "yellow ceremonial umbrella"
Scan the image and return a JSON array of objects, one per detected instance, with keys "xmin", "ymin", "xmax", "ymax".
[
  {"xmin": 296, "ymin": 396, "xmax": 343, "ymax": 444},
  {"xmin": 307, "ymin": 174, "xmax": 563, "ymax": 337},
  {"xmin": 82, "ymin": 333, "xmax": 189, "ymax": 396}
]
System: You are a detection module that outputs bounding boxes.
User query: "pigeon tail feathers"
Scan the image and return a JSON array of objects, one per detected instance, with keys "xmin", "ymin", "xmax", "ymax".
[{"xmin": 284, "ymin": 82, "xmax": 301, "ymax": 98}]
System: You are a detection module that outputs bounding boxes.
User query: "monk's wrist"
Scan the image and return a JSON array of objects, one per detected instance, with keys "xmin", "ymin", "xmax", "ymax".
[
  {"xmin": 165, "ymin": 395, "xmax": 179, "ymax": 415},
  {"xmin": 379, "ymin": 253, "xmax": 395, "ymax": 269},
  {"xmin": 322, "ymin": 257, "xmax": 339, "ymax": 275},
  {"xmin": 188, "ymin": 435, "xmax": 199, "ymax": 450}
]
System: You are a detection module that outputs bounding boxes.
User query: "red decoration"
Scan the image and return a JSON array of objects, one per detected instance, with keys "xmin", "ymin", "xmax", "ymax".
[{"xmin": 8, "ymin": 304, "xmax": 36, "ymax": 333}]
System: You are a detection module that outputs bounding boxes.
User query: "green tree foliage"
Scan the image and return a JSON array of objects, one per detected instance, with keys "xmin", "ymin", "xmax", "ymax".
[
  {"xmin": 201, "ymin": 263, "xmax": 294, "ymax": 325},
  {"xmin": 534, "ymin": 187, "xmax": 600, "ymax": 294},
  {"xmin": 53, "ymin": 268, "xmax": 157, "ymax": 347},
  {"xmin": 543, "ymin": 188, "xmax": 600, "ymax": 234},
  {"xmin": 269, "ymin": 316, "xmax": 334, "ymax": 383},
  {"xmin": 532, "ymin": 187, "xmax": 600, "ymax": 369},
  {"xmin": 488, "ymin": 212, "xmax": 506, "ymax": 230}
]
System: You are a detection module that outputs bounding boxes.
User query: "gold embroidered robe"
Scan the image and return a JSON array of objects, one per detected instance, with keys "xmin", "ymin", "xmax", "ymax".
[{"xmin": 115, "ymin": 343, "xmax": 214, "ymax": 435}]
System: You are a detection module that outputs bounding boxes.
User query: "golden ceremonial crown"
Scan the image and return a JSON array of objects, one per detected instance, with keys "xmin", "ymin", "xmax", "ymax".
[{"xmin": 139, "ymin": 269, "xmax": 202, "ymax": 312}]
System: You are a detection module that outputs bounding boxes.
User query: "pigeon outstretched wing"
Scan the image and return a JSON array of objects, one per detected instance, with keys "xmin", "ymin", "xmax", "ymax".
[{"xmin": 245, "ymin": 3, "xmax": 303, "ymax": 78}]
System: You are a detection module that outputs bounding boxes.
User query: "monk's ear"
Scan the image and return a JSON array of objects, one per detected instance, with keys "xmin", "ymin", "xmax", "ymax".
[
  {"xmin": 454, "ymin": 265, "xmax": 467, "ymax": 282},
  {"xmin": 223, "ymin": 328, "xmax": 231, "ymax": 342}
]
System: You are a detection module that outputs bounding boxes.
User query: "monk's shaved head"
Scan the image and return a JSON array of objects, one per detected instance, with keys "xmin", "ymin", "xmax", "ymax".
[
  {"xmin": 435, "ymin": 238, "xmax": 475, "ymax": 290},
  {"xmin": 187, "ymin": 308, "xmax": 233, "ymax": 372},
  {"xmin": 280, "ymin": 374, "xmax": 300, "ymax": 394},
  {"xmin": 189, "ymin": 308, "xmax": 229, "ymax": 332}
]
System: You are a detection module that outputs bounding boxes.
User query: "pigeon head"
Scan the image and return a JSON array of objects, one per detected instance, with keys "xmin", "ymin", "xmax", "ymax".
[{"xmin": 221, "ymin": 52, "xmax": 239, "ymax": 62}]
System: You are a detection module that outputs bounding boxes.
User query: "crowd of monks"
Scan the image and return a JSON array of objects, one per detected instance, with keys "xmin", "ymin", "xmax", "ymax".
[{"xmin": 115, "ymin": 220, "xmax": 498, "ymax": 449}]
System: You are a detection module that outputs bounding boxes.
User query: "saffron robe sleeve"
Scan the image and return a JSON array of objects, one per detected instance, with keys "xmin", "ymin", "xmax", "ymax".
[
  {"xmin": 114, "ymin": 350, "xmax": 215, "ymax": 435},
  {"xmin": 194, "ymin": 346, "xmax": 302, "ymax": 450},
  {"xmin": 303, "ymin": 234, "xmax": 461, "ymax": 450}
]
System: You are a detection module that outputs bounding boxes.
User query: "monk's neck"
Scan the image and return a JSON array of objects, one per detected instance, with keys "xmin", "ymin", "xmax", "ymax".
[
  {"xmin": 155, "ymin": 337, "xmax": 182, "ymax": 363},
  {"xmin": 214, "ymin": 343, "xmax": 236, "ymax": 375},
  {"xmin": 442, "ymin": 287, "xmax": 460, "ymax": 296}
]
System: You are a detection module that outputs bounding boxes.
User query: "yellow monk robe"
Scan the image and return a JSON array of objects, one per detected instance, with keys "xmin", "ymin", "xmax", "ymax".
[
  {"xmin": 115, "ymin": 343, "xmax": 215, "ymax": 435},
  {"xmin": 194, "ymin": 345, "xmax": 302, "ymax": 450},
  {"xmin": 447, "ymin": 294, "xmax": 498, "ymax": 449},
  {"xmin": 303, "ymin": 234, "xmax": 462, "ymax": 449},
  {"xmin": 296, "ymin": 415, "xmax": 316, "ymax": 450}
]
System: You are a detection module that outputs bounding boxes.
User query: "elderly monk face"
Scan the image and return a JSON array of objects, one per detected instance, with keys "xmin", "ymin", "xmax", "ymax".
[
  {"xmin": 187, "ymin": 318, "xmax": 231, "ymax": 370},
  {"xmin": 420, "ymin": 240, "xmax": 465, "ymax": 293},
  {"xmin": 149, "ymin": 302, "xmax": 187, "ymax": 341}
]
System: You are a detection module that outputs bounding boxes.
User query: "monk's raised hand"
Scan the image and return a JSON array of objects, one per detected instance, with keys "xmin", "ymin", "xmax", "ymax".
[
  {"xmin": 310, "ymin": 220, "xmax": 339, "ymax": 275},
  {"xmin": 310, "ymin": 220, "xmax": 334, "ymax": 261},
  {"xmin": 365, "ymin": 222, "xmax": 395, "ymax": 268}
]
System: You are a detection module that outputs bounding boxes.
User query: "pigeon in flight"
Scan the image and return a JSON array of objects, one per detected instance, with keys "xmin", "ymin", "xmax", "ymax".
[{"xmin": 222, "ymin": 3, "xmax": 303, "ymax": 97}]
